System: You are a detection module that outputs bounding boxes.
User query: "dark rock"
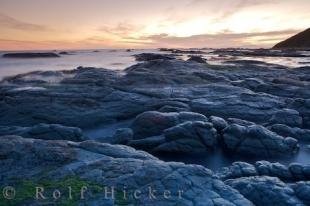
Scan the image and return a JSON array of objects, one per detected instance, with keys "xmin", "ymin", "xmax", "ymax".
[
  {"xmin": 59, "ymin": 51, "xmax": 73, "ymax": 55},
  {"xmin": 225, "ymin": 60, "xmax": 269, "ymax": 65},
  {"xmin": 273, "ymin": 28, "xmax": 310, "ymax": 49},
  {"xmin": 158, "ymin": 105, "xmax": 189, "ymax": 112},
  {"xmin": 210, "ymin": 116, "xmax": 228, "ymax": 131},
  {"xmin": 134, "ymin": 53, "xmax": 175, "ymax": 61},
  {"xmin": 130, "ymin": 111, "xmax": 208, "ymax": 139},
  {"xmin": 291, "ymin": 181, "xmax": 310, "ymax": 205},
  {"xmin": 159, "ymin": 48, "xmax": 206, "ymax": 54},
  {"xmin": 217, "ymin": 162, "xmax": 258, "ymax": 180},
  {"xmin": 268, "ymin": 124, "xmax": 310, "ymax": 142},
  {"xmin": 3, "ymin": 52, "xmax": 60, "ymax": 58},
  {"xmin": 225, "ymin": 176, "xmax": 304, "ymax": 206},
  {"xmin": 231, "ymin": 78, "xmax": 267, "ymax": 90},
  {"xmin": 111, "ymin": 128, "xmax": 133, "ymax": 144},
  {"xmin": 187, "ymin": 55, "xmax": 207, "ymax": 63},
  {"xmin": 0, "ymin": 123, "xmax": 85, "ymax": 141},
  {"xmin": 222, "ymin": 124, "xmax": 299, "ymax": 157},
  {"xmin": 269, "ymin": 109, "xmax": 303, "ymax": 127},
  {"xmin": 218, "ymin": 161, "xmax": 310, "ymax": 182},
  {"xmin": 227, "ymin": 118, "xmax": 256, "ymax": 126},
  {"xmin": 0, "ymin": 135, "xmax": 253, "ymax": 205},
  {"xmin": 128, "ymin": 135, "xmax": 166, "ymax": 150},
  {"xmin": 212, "ymin": 48, "xmax": 307, "ymax": 57},
  {"xmin": 190, "ymin": 88, "xmax": 288, "ymax": 125},
  {"xmin": 153, "ymin": 121, "xmax": 218, "ymax": 153}
]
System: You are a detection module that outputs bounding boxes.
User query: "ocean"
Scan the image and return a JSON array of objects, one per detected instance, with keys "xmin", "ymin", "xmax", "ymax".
[{"xmin": 1, "ymin": 49, "xmax": 310, "ymax": 80}]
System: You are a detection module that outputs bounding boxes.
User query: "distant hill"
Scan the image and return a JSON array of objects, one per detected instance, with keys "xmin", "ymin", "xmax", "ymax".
[{"xmin": 273, "ymin": 28, "xmax": 310, "ymax": 49}]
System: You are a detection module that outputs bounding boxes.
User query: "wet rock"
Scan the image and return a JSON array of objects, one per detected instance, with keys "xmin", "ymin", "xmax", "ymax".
[
  {"xmin": 210, "ymin": 116, "xmax": 228, "ymax": 131},
  {"xmin": 218, "ymin": 161, "xmax": 310, "ymax": 182},
  {"xmin": 227, "ymin": 118, "xmax": 255, "ymax": 126},
  {"xmin": 231, "ymin": 78, "xmax": 267, "ymax": 90},
  {"xmin": 289, "ymin": 98, "xmax": 310, "ymax": 128},
  {"xmin": 0, "ymin": 123, "xmax": 85, "ymax": 141},
  {"xmin": 225, "ymin": 176, "xmax": 304, "ymax": 206},
  {"xmin": 158, "ymin": 105, "xmax": 189, "ymax": 112},
  {"xmin": 217, "ymin": 162, "xmax": 258, "ymax": 180},
  {"xmin": 256, "ymin": 161, "xmax": 292, "ymax": 180},
  {"xmin": 111, "ymin": 128, "xmax": 133, "ymax": 144},
  {"xmin": 153, "ymin": 121, "xmax": 218, "ymax": 153},
  {"xmin": 291, "ymin": 181, "xmax": 310, "ymax": 205},
  {"xmin": 269, "ymin": 109, "xmax": 303, "ymax": 127},
  {"xmin": 128, "ymin": 135, "xmax": 166, "ymax": 150},
  {"xmin": 268, "ymin": 124, "xmax": 310, "ymax": 141},
  {"xmin": 130, "ymin": 111, "xmax": 208, "ymax": 139},
  {"xmin": 222, "ymin": 124, "xmax": 299, "ymax": 157},
  {"xmin": 190, "ymin": 89, "xmax": 287, "ymax": 124}
]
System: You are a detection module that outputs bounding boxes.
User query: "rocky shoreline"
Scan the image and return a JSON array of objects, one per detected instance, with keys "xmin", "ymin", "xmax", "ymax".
[{"xmin": 0, "ymin": 51, "xmax": 310, "ymax": 205}]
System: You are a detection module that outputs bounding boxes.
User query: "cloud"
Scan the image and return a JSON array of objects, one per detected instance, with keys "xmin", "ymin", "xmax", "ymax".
[
  {"xmin": 130, "ymin": 29, "xmax": 300, "ymax": 48},
  {"xmin": 0, "ymin": 13, "xmax": 49, "ymax": 31},
  {"xmin": 0, "ymin": 29, "xmax": 300, "ymax": 50},
  {"xmin": 97, "ymin": 22, "xmax": 141, "ymax": 37},
  {"xmin": 188, "ymin": 0, "xmax": 280, "ymax": 22}
]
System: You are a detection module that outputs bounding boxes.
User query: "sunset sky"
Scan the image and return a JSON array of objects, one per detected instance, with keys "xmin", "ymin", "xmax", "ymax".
[{"xmin": 0, "ymin": 0, "xmax": 309, "ymax": 50}]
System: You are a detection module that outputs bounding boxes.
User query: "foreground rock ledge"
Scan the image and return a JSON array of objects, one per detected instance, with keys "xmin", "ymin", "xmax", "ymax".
[
  {"xmin": 0, "ymin": 135, "xmax": 252, "ymax": 206},
  {"xmin": 1, "ymin": 135, "xmax": 310, "ymax": 205}
]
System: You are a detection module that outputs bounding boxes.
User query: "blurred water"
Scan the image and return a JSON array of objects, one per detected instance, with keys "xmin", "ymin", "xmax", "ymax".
[
  {"xmin": 1, "ymin": 49, "xmax": 310, "ymax": 80},
  {"xmin": 158, "ymin": 145, "xmax": 310, "ymax": 172},
  {"xmin": 0, "ymin": 49, "xmax": 149, "ymax": 80}
]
